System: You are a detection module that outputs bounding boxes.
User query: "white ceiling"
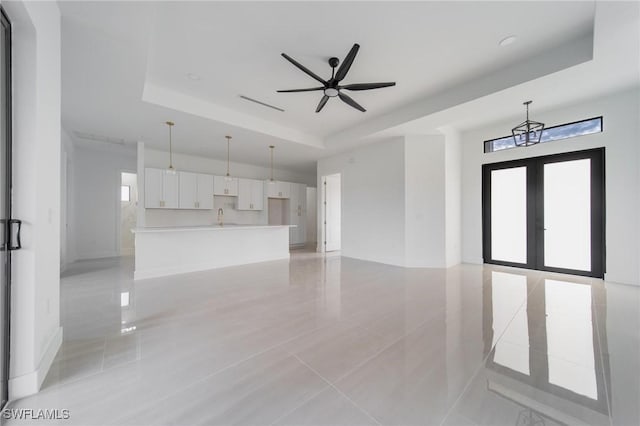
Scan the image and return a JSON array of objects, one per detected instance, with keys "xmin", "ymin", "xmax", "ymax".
[{"xmin": 59, "ymin": 1, "xmax": 639, "ymax": 174}]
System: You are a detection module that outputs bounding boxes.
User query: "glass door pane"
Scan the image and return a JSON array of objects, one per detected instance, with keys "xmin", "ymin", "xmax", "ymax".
[
  {"xmin": 544, "ymin": 159, "xmax": 591, "ymax": 271},
  {"xmin": 0, "ymin": 7, "xmax": 9, "ymax": 408},
  {"xmin": 491, "ymin": 167, "xmax": 527, "ymax": 264}
]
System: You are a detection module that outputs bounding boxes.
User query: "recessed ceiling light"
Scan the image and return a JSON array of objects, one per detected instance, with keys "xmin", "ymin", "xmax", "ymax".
[
  {"xmin": 499, "ymin": 35, "xmax": 517, "ymax": 47},
  {"xmin": 186, "ymin": 72, "xmax": 201, "ymax": 81}
]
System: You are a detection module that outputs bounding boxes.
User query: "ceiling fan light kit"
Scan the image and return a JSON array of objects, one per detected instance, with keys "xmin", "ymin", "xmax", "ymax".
[{"xmin": 277, "ymin": 43, "xmax": 396, "ymax": 113}]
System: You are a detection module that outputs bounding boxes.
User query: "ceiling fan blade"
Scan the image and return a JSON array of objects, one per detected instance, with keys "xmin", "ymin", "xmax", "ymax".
[
  {"xmin": 335, "ymin": 43, "xmax": 360, "ymax": 82},
  {"xmin": 316, "ymin": 95, "xmax": 329, "ymax": 113},
  {"xmin": 277, "ymin": 87, "xmax": 325, "ymax": 93},
  {"xmin": 281, "ymin": 53, "xmax": 326, "ymax": 85},
  {"xmin": 338, "ymin": 92, "xmax": 366, "ymax": 112},
  {"xmin": 340, "ymin": 82, "xmax": 396, "ymax": 91}
]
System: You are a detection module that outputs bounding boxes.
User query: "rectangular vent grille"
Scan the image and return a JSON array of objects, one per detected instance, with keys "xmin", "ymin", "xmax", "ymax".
[
  {"xmin": 239, "ymin": 95, "xmax": 285, "ymax": 112},
  {"xmin": 73, "ymin": 130, "xmax": 129, "ymax": 145}
]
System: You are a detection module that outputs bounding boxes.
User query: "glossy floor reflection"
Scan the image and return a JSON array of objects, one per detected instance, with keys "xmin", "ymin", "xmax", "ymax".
[{"xmin": 6, "ymin": 252, "xmax": 640, "ymax": 425}]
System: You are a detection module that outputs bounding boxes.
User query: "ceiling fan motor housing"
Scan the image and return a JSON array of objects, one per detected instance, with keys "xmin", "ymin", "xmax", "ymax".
[{"xmin": 277, "ymin": 43, "xmax": 396, "ymax": 113}]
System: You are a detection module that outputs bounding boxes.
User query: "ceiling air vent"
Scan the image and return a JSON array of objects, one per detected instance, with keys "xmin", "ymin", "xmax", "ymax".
[
  {"xmin": 73, "ymin": 130, "xmax": 130, "ymax": 145},
  {"xmin": 239, "ymin": 95, "xmax": 285, "ymax": 112}
]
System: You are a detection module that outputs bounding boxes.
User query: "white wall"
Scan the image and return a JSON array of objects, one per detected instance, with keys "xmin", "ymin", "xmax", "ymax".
[
  {"xmin": 404, "ymin": 135, "xmax": 446, "ymax": 267},
  {"xmin": 74, "ymin": 143, "xmax": 136, "ymax": 259},
  {"xmin": 318, "ymin": 138, "xmax": 407, "ymax": 266},
  {"xmin": 461, "ymin": 88, "xmax": 640, "ymax": 285},
  {"xmin": 145, "ymin": 147, "xmax": 315, "ymax": 186},
  {"xmin": 5, "ymin": 0, "xmax": 63, "ymax": 399},
  {"xmin": 443, "ymin": 127, "xmax": 462, "ymax": 267},
  {"xmin": 317, "ymin": 134, "xmax": 462, "ymax": 268},
  {"xmin": 143, "ymin": 147, "xmax": 315, "ymax": 227},
  {"xmin": 60, "ymin": 127, "xmax": 78, "ymax": 267}
]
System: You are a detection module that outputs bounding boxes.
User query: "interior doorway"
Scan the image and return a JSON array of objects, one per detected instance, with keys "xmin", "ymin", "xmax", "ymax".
[
  {"xmin": 482, "ymin": 148, "xmax": 605, "ymax": 278},
  {"xmin": 306, "ymin": 187, "xmax": 317, "ymax": 248},
  {"xmin": 119, "ymin": 172, "xmax": 137, "ymax": 256},
  {"xmin": 322, "ymin": 173, "xmax": 341, "ymax": 252}
]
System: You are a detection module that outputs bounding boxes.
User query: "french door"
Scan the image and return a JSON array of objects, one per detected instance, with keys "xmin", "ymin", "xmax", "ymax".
[
  {"xmin": 0, "ymin": 6, "xmax": 13, "ymax": 408},
  {"xmin": 482, "ymin": 148, "xmax": 605, "ymax": 278}
]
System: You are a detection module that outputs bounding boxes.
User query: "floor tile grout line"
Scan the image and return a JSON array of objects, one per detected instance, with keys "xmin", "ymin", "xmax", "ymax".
[
  {"xmin": 266, "ymin": 383, "xmax": 331, "ymax": 426},
  {"xmin": 438, "ymin": 274, "xmax": 545, "ymax": 426},
  {"xmin": 269, "ymin": 311, "xmax": 450, "ymax": 425},
  {"xmin": 290, "ymin": 354, "xmax": 383, "ymax": 426},
  {"xmin": 42, "ymin": 274, "xmax": 358, "ymax": 396},
  {"xmin": 39, "ymin": 311, "xmax": 336, "ymax": 401},
  {"xmin": 109, "ymin": 320, "xmax": 352, "ymax": 424},
  {"xmin": 592, "ymin": 299, "xmax": 615, "ymax": 426}
]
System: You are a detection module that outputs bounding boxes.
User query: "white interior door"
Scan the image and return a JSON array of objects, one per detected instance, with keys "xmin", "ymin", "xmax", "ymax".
[{"xmin": 324, "ymin": 174, "xmax": 341, "ymax": 252}]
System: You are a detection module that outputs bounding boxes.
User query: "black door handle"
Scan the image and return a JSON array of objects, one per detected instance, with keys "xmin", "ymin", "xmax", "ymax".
[{"xmin": 8, "ymin": 219, "xmax": 22, "ymax": 250}]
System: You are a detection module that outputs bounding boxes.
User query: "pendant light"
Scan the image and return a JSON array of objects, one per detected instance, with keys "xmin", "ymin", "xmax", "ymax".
[
  {"xmin": 512, "ymin": 101, "xmax": 544, "ymax": 147},
  {"xmin": 224, "ymin": 135, "xmax": 233, "ymax": 181},
  {"xmin": 165, "ymin": 121, "xmax": 176, "ymax": 174},
  {"xmin": 268, "ymin": 145, "xmax": 276, "ymax": 184}
]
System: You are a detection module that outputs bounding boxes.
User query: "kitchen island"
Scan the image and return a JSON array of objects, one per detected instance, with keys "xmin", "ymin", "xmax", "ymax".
[{"xmin": 133, "ymin": 224, "xmax": 292, "ymax": 280}]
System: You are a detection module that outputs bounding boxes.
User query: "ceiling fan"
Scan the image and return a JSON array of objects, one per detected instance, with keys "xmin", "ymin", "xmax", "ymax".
[{"xmin": 277, "ymin": 43, "xmax": 396, "ymax": 113}]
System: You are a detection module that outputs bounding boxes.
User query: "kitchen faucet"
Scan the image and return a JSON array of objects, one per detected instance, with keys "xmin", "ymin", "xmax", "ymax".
[{"xmin": 217, "ymin": 208, "xmax": 224, "ymax": 226}]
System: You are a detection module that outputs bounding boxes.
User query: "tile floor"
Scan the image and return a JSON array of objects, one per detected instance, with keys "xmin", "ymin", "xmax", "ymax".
[{"xmin": 5, "ymin": 251, "xmax": 640, "ymax": 425}]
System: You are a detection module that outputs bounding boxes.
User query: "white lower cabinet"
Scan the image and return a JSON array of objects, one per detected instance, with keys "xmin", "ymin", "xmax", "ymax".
[
  {"xmin": 237, "ymin": 178, "xmax": 264, "ymax": 210},
  {"xmin": 145, "ymin": 168, "xmax": 179, "ymax": 209}
]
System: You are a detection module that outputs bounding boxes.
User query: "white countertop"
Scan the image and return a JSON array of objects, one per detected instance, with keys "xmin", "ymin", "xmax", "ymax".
[{"xmin": 133, "ymin": 224, "xmax": 295, "ymax": 233}]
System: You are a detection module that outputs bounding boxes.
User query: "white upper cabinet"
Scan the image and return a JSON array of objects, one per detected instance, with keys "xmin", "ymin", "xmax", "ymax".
[
  {"xmin": 178, "ymin": 171, "xmax": 213, "ymax": 209},
  {"xmin": 237, "ymin": 178, "xmax": 264, "ymax": 210},
  {"xmin": 145, "ymin": 168, "xmax": 179, "ymax": 209},
  {"xmin": 178, "ymin": 172, "xmax": 197, "ymax": 209},
  {"xmin": 197, "ymin": 174, "xmax": 214, "ymax": 209},
  {"xmin": 266, "ymin": 181, "xmax": 291, "ymax": 199},
  {"xmin": 163, "ymin": 172, "xmax": 179, "ymax": 208},
  {"xmin": 213, "ymin": 176, "xmax": 239, "ymax": 196}
]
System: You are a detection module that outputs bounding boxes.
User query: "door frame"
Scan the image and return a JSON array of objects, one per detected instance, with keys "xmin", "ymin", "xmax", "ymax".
[
  {"xmin": 0, "ymin": 5, "xmax": 12, "ymax": 409},
  {"xmin": 116, "ymin": 169, "xmax": 137, "ymax": 257},
  {"xmin": 482, "ymin": 148, "xmax": 606, "ymax": 278},
  {"xmin": 320, "ymin": 173, "xmax": 341, "ymax": 253}
]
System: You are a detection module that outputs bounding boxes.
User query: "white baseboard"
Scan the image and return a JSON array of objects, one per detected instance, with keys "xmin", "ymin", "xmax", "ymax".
[
  {"xmin": 604, "ymin": 273, "xmax": 639, "ymax": 286},
  {"xmin": 77, "ymin": 251, "xmax": 118, "ymax": 260},
  {"xmin": 9, "ymin": 326, "xmax": 63, "ymax": 401},
  {"xmin": 134, "ymin": 254, "xmax": 290, "ymax": 280},
  {"xmin": 341, "ymin": 253, "xmax": 406, "ymax": 268}
]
